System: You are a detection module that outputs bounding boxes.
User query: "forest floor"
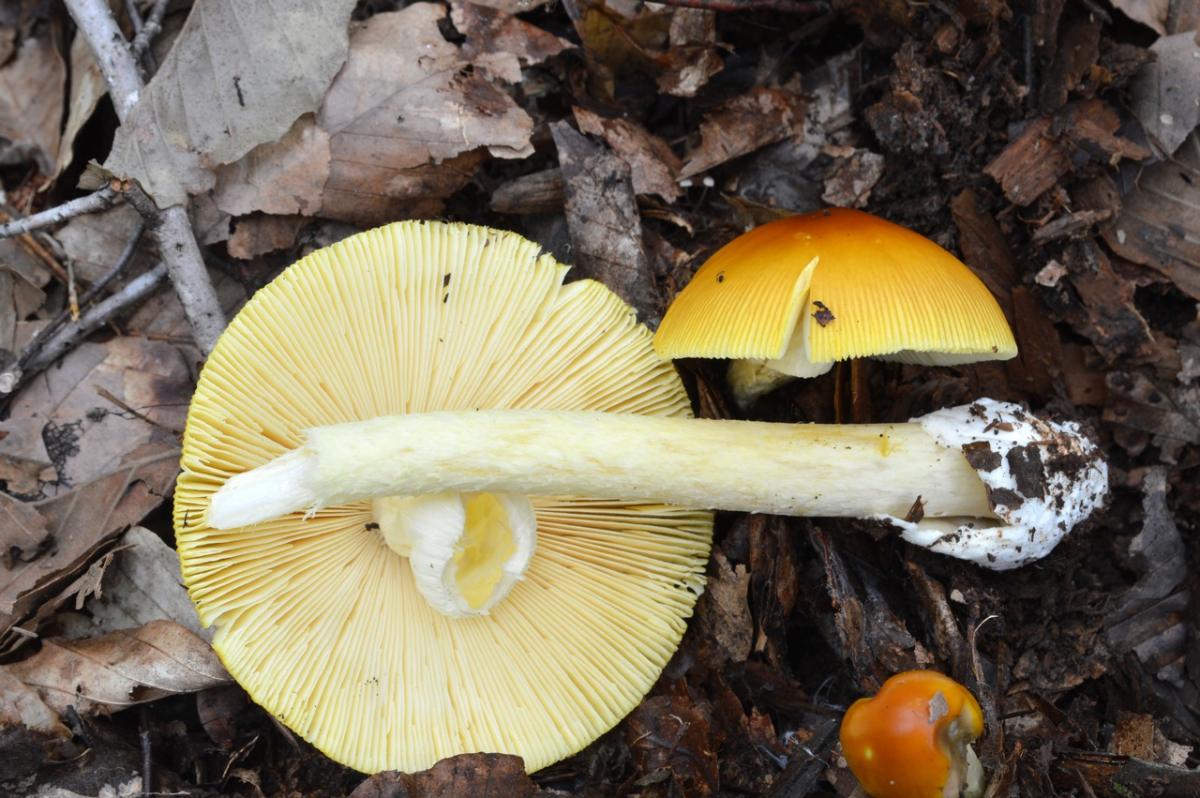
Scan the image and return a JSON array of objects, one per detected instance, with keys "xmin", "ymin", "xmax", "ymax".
[{"xmin": 0, "ymin": 0, "xmax": 1198, "ymax": 796}]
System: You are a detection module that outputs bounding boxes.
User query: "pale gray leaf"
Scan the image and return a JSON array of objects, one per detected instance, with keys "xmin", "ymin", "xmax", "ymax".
[
  {"xmin": 84, "ymin": 526, "xmax": 210, "ymax": 642},
  {"xmin": 1131, "ymin": 32, "xmax": 1200, "ymax": 158},
  {"xmin": 103, "ymin": 0, "xmax": 358, "ymax": 207}
]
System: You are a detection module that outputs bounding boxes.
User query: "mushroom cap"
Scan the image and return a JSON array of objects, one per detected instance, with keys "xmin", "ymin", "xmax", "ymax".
[
  {"xmin": 839, "ymin": 670, "xmax": 984, "ymax": 798},
  {"xmin": 653, "ymin": 208, "xmax": 1017, "ymax": 366},
  {"xmin": 174, "ymin": 221, "xmax": 712, "ymax": 774}
]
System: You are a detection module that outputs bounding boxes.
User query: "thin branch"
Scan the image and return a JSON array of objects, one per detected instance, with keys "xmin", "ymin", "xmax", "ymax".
[
  {"xmin": 64, "ymin": 0, "xmax": 142, "ymax": 119},
  {"xmin": 21, "ymin": 219, "xmax": 145, "ymax": 359},
  {"xmin": 65, "ymin": 0, "xmax": 225, "ymax": 354},
  {"xmin": 0, "ymin": 263, "xmax": 169, "ymax": 394},
  {"xmin": 122, "ymin": 0, "xmax": 144, "ymax": 35},
  {"xmin": 80, "ymin": 219, "xmax": 147, "ymax": 306},
  {"xmin": 0, "ymin": 186, "xmax": 120, "ymax": 240},
  {"xmin": 130, "ymin": 0, "xmax": 169, "ymax": 59}
]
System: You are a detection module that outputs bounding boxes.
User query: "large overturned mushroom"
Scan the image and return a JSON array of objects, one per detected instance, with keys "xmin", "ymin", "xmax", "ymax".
[
  {"xmin": 175, "ymin": 221, "xmax": 713, "ymax": 774},
  {"xmin": 185, "ymin": 220, "xmax": 1107, "ymax": 776}
]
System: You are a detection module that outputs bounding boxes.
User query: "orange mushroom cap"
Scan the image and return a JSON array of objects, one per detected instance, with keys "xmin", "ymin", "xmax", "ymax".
[
  {"xmin": 839, "ymin": 670, "xmax": 985, "ymax": 798},
  {"xmin": 653, "ymin": 208, "xmax": 1016, "ymax": 370}
]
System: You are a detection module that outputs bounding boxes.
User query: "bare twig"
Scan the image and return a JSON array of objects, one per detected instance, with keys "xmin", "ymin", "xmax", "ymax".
[
  {"xmin": 3, "ymin": 220, "xmax": 146, "ymax": 388},
  {"xmin": 9, "ymin": 263, "xmax": 169, "ymax": 384},
  {"xmin": 81, "ymin": 219, "xmax": 147, "ymax": 306},
  {"xmin": 0, "ymin": 186, "xmax": 120, "ymax": 239},
  {"xmin": 122, "ymin": 0, "xmax": 143, "ymax": 34},
  {"xmin": 64, "ymin": 0, "xmax": 142, "ymax": 119},
  {"xmin": 65, "ymin": 0, "xmax": 225, "ymax": 354},
  {"xmin": 130, "ymin": 0, "xmax": 169, "ymax": 59}
]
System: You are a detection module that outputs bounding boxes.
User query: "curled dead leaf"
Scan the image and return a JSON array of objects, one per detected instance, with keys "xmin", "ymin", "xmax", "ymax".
[{"xmin": 7, "ymin": 620, "xmax": 230, "ymax": 716}]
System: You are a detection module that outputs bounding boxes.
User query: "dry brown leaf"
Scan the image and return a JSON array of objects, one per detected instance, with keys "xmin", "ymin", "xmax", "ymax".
[
  {"xmin": 571, "ymin": 2, "xmax": 722, "ymax": 99},
  {"xmin": 81, "ymin": 526, "xmax": 209, "ymax": 642},
  {"xmin": 0, "ymin": 34, "xmax": 65, "ymax": 175},
  {"xmin": 103, "ymin": 0, "xmax": 358, "ymax": 207},
  {"xmin": 489, "ymin": 168, "xmax": 565, "ymax": 215},
  {"xmin": 196, "ymin": 685, "xmax": 247, "ymax": 750},
  {"xmin": 212, "ymin": 116, "xmax": 330, "ymax": 217},
  {"xmin": 658, "ymin": 8, "xmax": 723, "ymax": 97},
  {"xmin": 1102, "ymin": 132, "xmax": 1200, "ymax": 299},
  {"xmin": 573, "ymin": 107, "xmax": 682, "ymax": 201},
  {"xmin": 1131, "ymin": 32, "xmax": 1200, "ymax": 157},
  {"xmin": 695, "ymin": 551, "xmax": 753, "ymax": 665},
  {"xmin": 315, "ymin": 4, "xmax": 533, "ymax": 226},
  {"xmin": 0, "ymin": 444, "xmax": 179, "ymax": 651},
  {"xmin": 0, "ymin": 669, "xmax": 68, "ymax": 736},
  {"xmin": 1111, "ymin": 0, "xmax": 1170, "ymax": 34},
  {"xmin": 452, "ymin": 0, "xmax": 573, "ymax": 83},
  {"xmin": 228, "ymin": 215, "xmax": 310, "ymax": 260},
  {"xmin": 551, "ymin": 121, "xmax": 659, "ymax": 323},
  {"xmin": 0, "ymin": 494, "xmax": 50, "ymax": 599},
  {"xmin": 7, "ymin": 337, "xmax": 188, "ymax": 491},
  {"xmin": 7, "ymin": 620, "xmax": 230, "ymax": 716},
  {"xmin": 680, "ymin": 88, "xmax": 807, "ymax": 179},
  {"xmin": 54, "ymin": 29, "xmax": 106, "ymax": 177}
]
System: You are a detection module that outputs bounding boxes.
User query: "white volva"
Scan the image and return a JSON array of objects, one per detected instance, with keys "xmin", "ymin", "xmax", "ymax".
[
  {"xmin": 208, "ymin": 400, "xmax": 1106, "ymax": 573},
  {"xmin": 373, "ymin": 492, "xmax": 537, "ymax": 618}
]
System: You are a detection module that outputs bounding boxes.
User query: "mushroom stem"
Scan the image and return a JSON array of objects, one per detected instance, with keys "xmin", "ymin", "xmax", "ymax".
[
  {"xmin": 211, "ymin": 411, "xmax": 992, "ymax": 526},
  {"xmin": 209, "ymin": 399, "xmax": 1107, "ymax": 570}
]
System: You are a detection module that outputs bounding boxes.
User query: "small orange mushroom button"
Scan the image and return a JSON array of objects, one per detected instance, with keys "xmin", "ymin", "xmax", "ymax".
[{"xmin": 839, "ymin": 670, "xmax": 985, "ymax": 798}]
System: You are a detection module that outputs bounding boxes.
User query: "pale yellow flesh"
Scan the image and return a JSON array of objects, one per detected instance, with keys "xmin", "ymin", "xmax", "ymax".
[
  {"xmin": 174, "ymin": 221, "xmax": 713, "ymax": 775},
  {"xmin": 210, "ymin": 410, "xmax": 993, "ymax": 525},
  {"xmin": 455, "ymin": 493, "xmax": 519, "ymax": 610}
]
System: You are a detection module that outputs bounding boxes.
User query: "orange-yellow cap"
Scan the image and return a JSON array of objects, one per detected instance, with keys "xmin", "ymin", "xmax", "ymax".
[
  {"xmin": 839, "ymin": 670, "xmax": 985, "ymax": 798},
  {"xmin": 654, "ymin": 209, "xmax": 1016, "ymax": 373}
]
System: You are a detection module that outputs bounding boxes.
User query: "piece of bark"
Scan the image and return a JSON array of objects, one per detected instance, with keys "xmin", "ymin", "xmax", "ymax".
[
  {"xmin": 950, "ymin": 188, "xmax": 1018, "ymax": 313},
  {"xmin": 1063, "ymin": 244, "xmax": 1155, "ymax": 361},
  {"xmin": 986, "ymin": 101, "xmax": 1149, "ymax": 207},
  {"xmin": 551, "ymin": 121, "xmax": 659, "ymax": 324},
  {"xmin": 1005, "ymin": 286, "xmax": 1061, "ymax": 398},
  {"xmin": 680, "ymin": 88, "xmax": 806, "ymax": 179},
  {"xmin": 1060, "ymin": 343, "xmax": 1107, "ymax": 407},
  {"xmin": 573, "ymin": 107, "xmax": 682, "ymax": 201},
  {"xmin": 984, "ymin": 118, "xmax": 1072, "ymax": 207},
  {"xmin": 1038, "ymin": 13, "xmax": 1101, "ymax": 114},
  {"xmin": 1031, "ymin": 209, "xmax": 1113, "ymax": 244},
  {"xmin": 694, "ymin": 551, "xmax": 753, "ymax": 667}
]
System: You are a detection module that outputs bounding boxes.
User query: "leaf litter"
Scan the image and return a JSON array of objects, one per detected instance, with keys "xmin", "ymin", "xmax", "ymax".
[{"xmin": 0, "ymin": 0, "xmax": 1199, "ymax": 795}]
